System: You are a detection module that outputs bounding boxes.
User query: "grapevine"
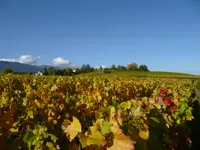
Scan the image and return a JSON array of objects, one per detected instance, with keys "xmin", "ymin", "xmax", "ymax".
[{"xmin": 0, "ymin": 75, "xmax": 197, "ymax": 149}]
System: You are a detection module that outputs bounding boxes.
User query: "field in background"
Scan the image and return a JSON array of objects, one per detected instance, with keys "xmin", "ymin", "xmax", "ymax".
[{"xmin": 75, "ymin": 70, "xmax": 200, "ymax": 79}]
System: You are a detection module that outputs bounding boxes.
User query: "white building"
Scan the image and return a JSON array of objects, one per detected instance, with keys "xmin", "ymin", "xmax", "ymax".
[{"xmin": 35, "ymin": 71, "xmax": 43, "ymax": 76}]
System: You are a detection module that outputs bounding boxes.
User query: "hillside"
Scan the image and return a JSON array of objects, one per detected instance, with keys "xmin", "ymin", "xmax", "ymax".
[
  {"xmin": 76, "ymin": 70, "xmax": 200, "ymax": 79},
  {"xmin": 0, "ymin": 61, "xmax": 78, "ymax": 73},
  {"xmin": 0, "ymin": 61, "xmax": 199, "ymax": 79},
  {"xmin": 0, "ymin": 61, "xmax": 43, "ymax": 72}
]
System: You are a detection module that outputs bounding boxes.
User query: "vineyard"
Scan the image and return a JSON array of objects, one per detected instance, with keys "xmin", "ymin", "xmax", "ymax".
[{"xmin": 0, "ymin": 75, "xmax": 199, "ymax": 150}]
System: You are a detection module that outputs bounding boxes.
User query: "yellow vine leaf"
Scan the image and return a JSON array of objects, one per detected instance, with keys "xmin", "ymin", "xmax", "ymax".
[
  {"xmin": 109, "ymin": 107, "xmax": 123, "ymax": 126},
  {"xmin": 34, "ymin": 99, "xmax": 41, "ymax": 108},
  {"xmin": 109, "ymin": 107, "xmax": 116, "ymax": 122},
  {"xmin": 79, "ymin": 131, "xmax": 103, "ymax": 148},
  {"xmin": 121, "ymin": 101, "xmax": 131, "ymax": 110},
  {"xmin": 110, "ymin": 124, "xmax": 122, "ymax": 135},
  {"xmin": 79, "ymin": 124, "xmax": 103, "ymax": 148},
  {"xmin": 173, "ymin": 93, "xmax": 180, "ymax": 103},
  {"xmin": 153, "ymin": 103, "xmax": 161, "ymax": 109},
  {"xmin": 96, "ymin": 92, "xmax": 102, "ymax": 102},
  {"xmin": 28, "ymin": 110, "xmax": 34, "ymax": 119},
  {"xmin": 87, "ymin": 131, "xmax": 103, "ymax": 146},
  {"xmin": 167, "ymin": 115, "xmax": 174, "ymax": 123},
  {"xmin": 79, "ymin": 133, "xmax": 88, "ymax": 148},
  {"xmin": 62, "ymin": 117, "xmax": 82, "ymax": 142},
  {"xmin": 46, "ymin": 142, "xmax": 57, "ymax": 150},
  {"xmin": 88, "ymin": 125, "xmax": 99, "ymax": 135},
  {"xmin": 108, "ymin": 127, "xmax": 134, "ymax": 150},
  {"xmin": 107, "ymin": 134, "xmax": 134, "ymax": 150},
  {"xmin": 139, "ymin": 130, "xmax": 149, "ymax": 140},
  {"xmin": 107, "ymin": 125, "xmax": 135, "ymax": 150}
]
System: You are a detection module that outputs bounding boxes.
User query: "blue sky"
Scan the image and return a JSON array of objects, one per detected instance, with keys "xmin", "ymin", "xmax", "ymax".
[{"xmin": 1, "ymin": 0, "xmax": 200, "ymax": 74}]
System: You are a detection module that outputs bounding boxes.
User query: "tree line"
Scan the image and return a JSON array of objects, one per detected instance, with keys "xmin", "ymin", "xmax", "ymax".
[
  {"xmin": 42, "ymin": 64, "xmax": 95, "ymax": 76},
  {"xmin": 1, "ymin": 62, "xmax": 149, "ymax": 75},
  {"xmin": 110, "ymin": 63, "xmax": 149, "ymax": 71}
]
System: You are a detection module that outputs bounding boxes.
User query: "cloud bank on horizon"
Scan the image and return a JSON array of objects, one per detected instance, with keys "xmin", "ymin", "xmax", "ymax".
[
  {"xmin": 0, "ymin": 55, "xmax": 80, "ymax": 68},
  {"xmin": 0, "ymin": 55, "xmax": 39, "ymax": 65},
  {"xmin": 0, "ymin": 55, "xmax": 107, "ymax": 68}
]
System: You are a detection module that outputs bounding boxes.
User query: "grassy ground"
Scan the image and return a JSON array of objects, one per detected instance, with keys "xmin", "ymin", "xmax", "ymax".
[{"xmin": 75, "ymin": 70, "xmax": 200, "ymax": 79}]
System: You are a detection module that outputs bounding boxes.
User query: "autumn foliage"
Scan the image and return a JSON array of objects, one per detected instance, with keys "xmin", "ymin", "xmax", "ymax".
[
  {"xmin": 0, "ymin": 75, "xmax": 197, "ymax": 149},
  {"xmin": 127, "ymin": 62, "xmax": 138, "ymax": 71}
]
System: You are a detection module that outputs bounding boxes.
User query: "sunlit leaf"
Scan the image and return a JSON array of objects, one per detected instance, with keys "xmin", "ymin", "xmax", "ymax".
[
  {"xmin": 86, "ymin": 131, "xmax": 103, "ymax": 146},
  {"xmin": 28, "ymin": 110, "xmax": 34, "ymax": 119},
  {"xmin": 23, "ymin": 130, "xmax": 35, "ymax": 149},
  {"xmin": 46, "ymin": 142, "xmax": 57, "ymax": 150},
  {"xmin": 101, "ymin": 122, "xmax": 112, "ymax": 135},
  {"xmin": 62, "ymin": 117, "xmax": 82, "ymax": 142},
  {"xmin": 150, "ymin": 117, "xmax": 160, "ymax": 124},
  {"xmin": 79, "ymin": 133, "xmax": 88, "ymax": 148},
  {"xmin": 139, "ymin": 130, "xmax": 149, "ymax": 140},
  {"xmin": 108, "ymin": 126, "xmax": 134, "ymax": 150}
]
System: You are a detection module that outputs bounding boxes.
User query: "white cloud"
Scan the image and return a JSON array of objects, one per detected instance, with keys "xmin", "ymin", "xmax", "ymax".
[
  {"xmin": 53, "ymin": 57, "xmax": 71, "ymax": 66},
  {"xmin": 0, "ymin": 55, "xmax": 38, "ymax": 65}
]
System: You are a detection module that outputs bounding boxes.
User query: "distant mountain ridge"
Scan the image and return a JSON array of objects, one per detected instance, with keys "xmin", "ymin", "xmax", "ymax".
[
  {"xmin": 0, "ymin": 61, "xmax": 78, "ymax": 72},
  {"xmin": 0, "ymin": 61, "xmax": 43, "ymax": 72}
]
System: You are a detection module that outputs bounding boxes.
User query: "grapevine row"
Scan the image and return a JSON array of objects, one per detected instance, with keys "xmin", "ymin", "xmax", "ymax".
[{"xmin": 0, "ymin": 75, "xmax": 197, "ymax": 149}]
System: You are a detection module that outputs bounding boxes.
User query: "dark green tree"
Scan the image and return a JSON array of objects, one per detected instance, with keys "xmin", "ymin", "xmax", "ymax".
[
  {"xmin": 117, "ymin": 65, "xmax": 122, "ymax": 70},
  {"xmin": 111, "ymin": 64, "xmax": 116, "ymax": 70},
  {"xmin": 80, "ymin": 64, "xmax": 93, "ymax": 73},
  {"xmin": 99, "ymin": 66, "xmax": 103, "ymax": 70},
  {"xmin": 138, "ymin": 64, "xmax": 149, "ymax": 71},
  {"xmin": 48, "ymin": 67, "xmax": 57, "ymax": 75},
  {"xmin": 56, "ymin": 69, "xmax": 65, "ymax": 76},
  {"xmin": 121, "ymin": 65, "xmax": 127, "ymax": 71},
  {"xmin": 2, "ymin": 68, "xmax": 13, "ymax": 74},
  {"xmin": 42, "ymin": 67, "xmax": 48, "ymax": 75},
  {"xmin": 80, "ymin": 64, "xmax": 87, "ymax": 73},
  {"xmin": 104, "ymin": 68, "xmax": 111, "ymax": 73},
  {"xmin": 75, "ymin": 68, "xmax": 81, "ymax": 74},
  {"xmin": 115, "ymin": 65, "xmax": 127, "ymax": 71},
  {"xmin": 66, "ymin": 68, "xmax": 73, "ymax": 76}
]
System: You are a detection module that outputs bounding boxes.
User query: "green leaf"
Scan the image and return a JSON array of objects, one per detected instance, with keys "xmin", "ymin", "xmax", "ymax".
[
  {"xmin": 28, "ymin": 110, "xmax": 34, "ymax": 119},
  {"xmin": 132, "ymin": 107, "xmax": 143, "ymax": 117},
  {"xmin": 46, "ymin": 142, "xmax": 57, "ymax": 150},
  {"xmin": 10, "ymin": 128, "xmax": 19, "ymax": 133},
  {"xmin": 120, "ymin": 101, "xmax": 131, "ymax": 110},
  {"xmin": 22, "ymin": 97, "xmax": 27, "ymax": 106},
  {"xmin": 101, "ymin": 122, "xmax": 112, "ymax": 135},
  {"xmin": 95, "ymin": 111, "xmax": 103, "ymax": 119},
  {"xmin": 48, "ymin": 134, "xmax": 58, "ymax": 143},
  {"xmin": 179, "ymin": 102, "xmax": 188, "ymax": 114},
  {"xmin": 150, "ymin": 117, "xmax": 160, "ymax": 124},
  {"xmin": 23, "ymin": 130, "xmax": 35, "ymax": 150}
]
